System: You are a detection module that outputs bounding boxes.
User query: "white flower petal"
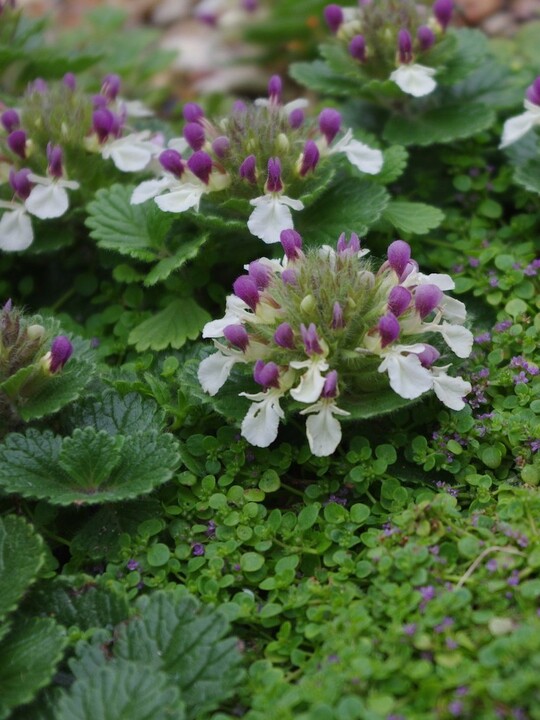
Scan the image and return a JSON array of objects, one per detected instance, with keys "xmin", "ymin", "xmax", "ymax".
[
  {"xmin": 341, "ymin": 139, "xmax": 384, "ymax": 175},
  {"xmin": 155, "ymin": 184, "xmax": 205, "ymax": 213},
  {"xmin": 0, "ymin": 208, "xmax": 34, "ymax": 251},
  {"xmin": 131, "ymin": 177, "xmax": 175, "ymax": 205},
  {"xmin": 202, "ymin": 295, "xmax": 251, "ymax": 338},
  {"xmin": 102, "ymin": 133, "xmax": 159, "ymax": 172},
  {"xmin": 431, "ymin": 370, "xmax": 471, "ymax": 411},
  {"xmin": 240, "ymin": 391, "xmax": 284, "ymax": 448},
  {"xmin": 248, "ymin": 195, "xmax": 295, "ymax": 244},
  {"xmin": 25, "ymin": 182, "xmax": 69, "ymax": 219},
  {"xmin": 500, "ymin": 111, "xmax": 538, "ymax": 149},
  {"xmin": 417, "ymin": 272, "xmax": 455, "ymax": 291},
  {"xmin": 437, "ymin": 323, "xmax": 473, "ymax": 358},
  {"xmin": 290, "ymin": 358, "xmax": 329, "ymax": 403},
  {"xmin": 121, "ymin": 99, "xmax": 154, "ymax": 118},
  {"xmin": 197, "ymin": 350, "xmax": 239, "ymax": 395},
  {"xmin": 390, "ymin": 64, "xmax": 437, "ymax": 98},
  {"xmin": 378, "ymin": 352, "xmax": 433, "ymax": 399},
  {"xmin": 300, "ymin": 401, "xmax": 350, "ymax": 457},
  {"xmin": 284, "ymin": 98, "xmax": 309, "ymax": 114},
  {"xmin": 168, "ymin": 137, "xmax": 190, "ymax": 154},
  {"xmin": 440, "ymin": 295, "xmax": 467, "ymax": 325}
]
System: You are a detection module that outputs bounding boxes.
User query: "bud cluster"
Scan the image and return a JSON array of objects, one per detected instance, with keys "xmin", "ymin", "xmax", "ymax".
[
  {"xmin": 323, "ymin": 0, "xmax": 455, "ymax": 97},
  {"xmin": 131, "ymin": 76, "xmax": 384, "ymax": 244},
  {"xmin": 198, "ymin": 231, "xmax": 473, "ymax": 456}
]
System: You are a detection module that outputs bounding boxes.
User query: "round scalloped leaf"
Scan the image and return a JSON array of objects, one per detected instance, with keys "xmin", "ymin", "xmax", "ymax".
[
  {"xmin": 67, "ymin": 392, "xmax": 165, "ymax": 435},
  {"xmin": 0, "ymin": 617, "xmax": 67, "ymax": 720},
  {"xmin": 381, "ymin": 201, "xmax": 445, "ymax": 235},
  {"xmin": 0, "ymin": 428, "xmax": 181, "ymax": 505},
  {"xmin": 384, "ymin": 104, "xmax": 496, "ymax": 146},
  {"xmin": 0, "ymin": 515, "xmax": 44, "ymax": 621},
  {"xmin": 128, "ymin": 299, "xmax": 211, "ymax": 352}
]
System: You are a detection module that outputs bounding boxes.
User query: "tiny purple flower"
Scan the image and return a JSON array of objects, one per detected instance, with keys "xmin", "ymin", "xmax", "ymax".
[
  {"xmin": 378, "ymin": 313, "xmax": 400, "ymax": 347},
  {"xmin": 183, "ymin": 121, "xmax": 206, "ymax": 151},
  {"xmin": 239, "ymin": 154, "xmax": 257, "ymax": 184},
  {"xmin": 1, "ymin": 109, "xmax": 19, "ymax": 132},
  {"xmin": 183, "ymin": 102, "xmax": 205, "ymax": 123},
  {"xmin": 280, "ymin": 229, "xmax": 303, "ymax": 260},
  {"xmin": 337, "ymin": 231, "xmax": 360, "ymax": 255},
  {"xmin": 403, "ymin": 623, "xmax": 417, "ymax": 636},
  {"xmin": 448, "ymin": 700, "xmax": 463, "ymax": 717},
  {"xmin": 159, "ymin": 149, "xmax": 185, "ymax": 177},
  {"xmin": 299, "ymin": 140, "xmax": 319, "ymax": 177},
  {"xmin": 433, "ymin": 0, "xmax": 454, "ymax": 30},
  {"xmin": 126, "ymin": 559, "xmax": 140, "ymax": 571},
  {"xmin": 28, "ymin": 78, "xmax": 48, "ymax": 94},
  {"xmin": 274, "ymin": 322, "xmax": 295, "ymax": 349},
  {"xmin": 192, "ymin": 543, "xmax": 205, "ymax": 556},
  {"xmin": 187, "ymin": 150, "xmax": 213, "ymax": 184},
  {"xmin": 289, "ymin": 108, "xmax": 305, "ymax": 129},
  {"xmin": 387, "ymin": 240, "xmax": 411, "ymax": 277},
  {"xmin": 474, "ymin": 332, "xmax": 491, "ymax": 344},
  {"xmin": 324, "ymin": 4, "xmax": 344, "ymax": 33},
  {"xmin": 7, "ymin": 129, "xmax": 27, "ymax": 158},
  {"xmin": 205, "ymin": 520, "xmax": 216, "ymax": 537},
  {"xmin": 266, "ymin": 157, "xmax": 283, "ymax": 193},
  {"xmin": 349, "ymin": 35, "xmax": 366, "ymax": 62},
  {"xmin": 300, "ymin": 323, "xmax": 323, "ymax": 355},
  {"xmin": 319, "ymin": 108, "xmax": 341, "ymax": 144},
  {"xmin": 212, "ymin": 135, "xmax": 230, "ymax": 158},
  {"xmin": 233, "ymin": 275, "xmax": 260, "ymax": 311},
  {"xmin": 398, "ymin": 29, "xmax": 413, "ymax": 64},
  {"xmin": 388, "ymin": 286, "xmax": 411, "ymax": 317},
  {"xmin": 223, "ymin": 324, "xmax": 250, "ymax": 351},
  {"xmin": 417, "ymin": 25, "xmax": 435, "ymax": 51},
  {"xmin": 508, "ymin": 570, "xmax": 520, "ymax": 586},
  {"xmin": 254, "ymin": 359, "xmax": 280, "ymax": 388},
  {"xmin": 414, "ymin": 284, "xmax": 443, "ymax": 318},
  {"xmin": 49, "ymin": 336, "xmax": 73, "ymax": 373}
]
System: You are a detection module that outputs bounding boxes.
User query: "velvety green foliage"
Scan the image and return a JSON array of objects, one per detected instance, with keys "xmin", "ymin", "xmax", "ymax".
[
  {"xmin": 0, "ymin": 515, "xmax": 44, "ymax": 620},
  {"xmin": 128, "ymin": 299, "xmax": 211, "ymax": 352}
]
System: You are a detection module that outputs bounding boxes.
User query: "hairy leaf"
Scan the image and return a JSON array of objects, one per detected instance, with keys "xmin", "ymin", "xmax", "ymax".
[
  {"xmin": 384, "ymin": 104, "xmax": 496, "ymax": 146},
  {"xmin": 0, "ymin": 515, "xmax": 44, "ymax": 621},
  {"xmin": 381, "ymin": 201, "xmax": 445, "ymax": 235},
  {"xmin": 289, "ymin": 60, "xmax": 359, "ymax": 96},
  {"xmin": 128, "ymin": 299, "xmax": 211, "ymax": 352},
  {"xmin": 58, "ymin": 429, "xmax": 124, "ymax": 489},
  {"xmin": 67, "ymin": 392, "xmax": 165, "ymax": 435},
  {"xmin": 144, "ymin": 235, "xmax": 209, "ymax": 286}
]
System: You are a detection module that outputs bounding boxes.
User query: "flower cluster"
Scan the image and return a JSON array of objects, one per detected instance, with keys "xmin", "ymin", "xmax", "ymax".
[
  {"xmin": 198, "ymin": 232, "xmax": 473, "ymax": 455},
  {"xmin": 323, "ymin": 0, "xmax": 454, "ymax": 97},
  {"xmin": 500, "ymin": 76, "xmax": 540, "ymax": 148},
  {"xmin": 131, "ymin": 76, "xmax": 384, "ymax": 243}
]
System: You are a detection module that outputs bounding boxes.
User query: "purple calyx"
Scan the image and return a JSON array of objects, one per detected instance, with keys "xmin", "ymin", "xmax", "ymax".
[
  {"xmin": 159, "ymin": 149, "xmax": 185, "ymax": 177},
  {"xmin": 274, "ymin": 322, "xmax": 295, "ymax": 349},
  {"xmin": 323, "ymin": 4, "xmax": 344, "ymax": 34},
  {"xmin": 49, "ymin": 335, "xmax": 73, "ymax": 373},
  {"xmin": 331, "ymin": 302, "xmax": 344, "ymax": 329},
  {"xmin": 280, "ymin": 229, "xmax": 303, "ymax": 260},
  {"xmin": 183, "ymin": 122, "xmax": 206, "ymax": 151},
  {"xmin": 321, "ymin": 369, "xmax": 339, "ymax": 398},
  {"xmin": 239, "ymin": 155, "xmax": 257, "ymax": 184},
  {"xmin": 63, "ymin": 72, "xmax": 76, "ymax": 91},
  {"xmin": 233, "ymin": 275, "xmax": 260, "ymax": 311},
  {"xmin": 9, "ymin": 168, "xmax": 32, "ymax": 200},
  {"xmin": 349, "ymin": 35, "xmax": 366, "ymax": 62},
  {"xmin": 282, "ymin": 268, "xmax": 298, "ymax": 285},
  {"xmin": 92, "ymin": 108, "xmax": 116, "ymax": 143},
  {"xmin": 417, "ymin": 25, "xmax": 435, "ymax": 52},
  {"xmin": 268, "ymin": 75, "xmax": 282, "ymax": 103},
  {"xmin": 299, "ymin": 140, "xmax": 320, "ymax": 177},
  {"xmin": 388, "ymin": 286, "xmax": 412, "ymax": 317},
  {"xmin": 1, "ymin": 109, "xmax": 20, "ymax": 133},
  {"xmin": 212, "ymin": 136, "xmax": 230, "ymax": 158},
  {"xmin": 46, "ymin": 143, "xmax": 63, "ymax": 179},
  {"xmin": 265, "ymin": 157, "xmax": 283, "ymax": 193},
  {"xmin": 398, "ymin": 29, "xmax": 413, "ymax": 64},
  {"xmin": 319, "ymin": 108, "xmax": 341, "ymax": 144},
  {"xmin": 254, "ymin": 359, "xmax": 280, "ymax": 389},
  {"xmin": 301, "ymin": 323, "xmax": 323, "ymax": 355},
  {"xmin": 337, "ymin": 231, "xmax": 360, "ymax": 256},
  {"xmin": 7, "ymin": 129, "xmax": 26, "ymax": 158},
  {"xmin": 417, "ymin": 344, "xmax": 441, "ymax": 368},
  {"xmin": 183, "ymin": 102, "xmax": 204, "ymax": 123},
  {"xmin": 387, "ymin": 240, "xmax": 412, "ymax": 278},
  {"xmin": 289, "ymin": 108, "xmax": 305, "ymax": 129},
  {"xmin": 433, "ymin": 0, "xmax": 453, "ymax": 30},
  {"xmin": 415, "ymin": 284, "xmax": 443, "ymax": 318},
  {"xmin": 378, "ymin": 313, "xmax": 400, "ymax": 347},
  {"xmin": 248, "ymin": 261, "xmax": 271, "ymax": 290},
  {"xmin": 187, "ymin": 151, "xmax": 213, "ymax": 184},
  {"xmin": 101, "ymin": 73, "xmax": 121, "ymax": 101},
  {"xmin": 223, "ymin": 324, "xmax": 249, "ymax": 351},
  {"xmin": 526, "ymin": 77, "xmax": 540, "ymax": 106}
]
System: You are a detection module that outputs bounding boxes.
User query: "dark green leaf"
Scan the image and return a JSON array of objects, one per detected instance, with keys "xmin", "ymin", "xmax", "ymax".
[
  {"xmin": 0, "ymin": 515, "xmax": 44, "ymax": 621},
  {"xmin": 384, "ymin": 104, "xmax": 496, "ymax": 146},
  {"xmin": 144, "ymin": 236, "xmax": 209, "ymax": 286}
]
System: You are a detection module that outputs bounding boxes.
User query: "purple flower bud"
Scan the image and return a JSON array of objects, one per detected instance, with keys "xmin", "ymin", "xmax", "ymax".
[
  {"xmin": 319, "ymin": 108, "xmax": 341, "ymax": 144},
  {"xmin": 398, "ymin": 29, "xmax": 413, "ymax": 64},
  {"xmin": 321, "ymin": 369, "xmax": 339, "ymax": 398},
  {"xmin": 93, "ymin": 94, "xmax": 108, "ymax": 109},
  {"xmin": 415, "ymin": 284, "xmax": 443, "ymax": 318},
  {"xmin": 187, "ymin": 150, "xmax": 213, "ymax": 184},
  {"xmin": 183, "ymin": 122, "xmax": 205, "ymax": 151},
  {"xmin": 239, "ymin": 155, "xmax": 257, "ymax": 184},
  {"xmin": 378, "ymin": 313, "xmax": 400, "ymax": 347},
  {"xmin": 323, "ymin": 4, "xmax": 343, "ymax": 34},
  {"xmin": 266, "ymin": 157, "xmax": 283, "ymax": 193},
  {"xmin": 46, "ymin": 143, "xmax": 63, "ymax": 178},
  {"xmin": 331, "ymin": 302, "xmax": 344, "ymax": 329},
  {"xmin": 28, "ymin": 78, "xmax": 48, "ymax": 94},
  {"xmin": 63, "ymin": 72, "xmax": 76, "ymax": 91},
  {"xmin": 254, "ymin": 359, "xmax": 280, "ymax": 388},
  {"xmin": 337, "ymin": 232, "xmax": 360, "ymax": 255},
  {"xmin": 49, "ymin": 335, "xmax": 73, "ymax": 373},
  {"xmin": 274, "ymin": 322, "xmax": 294, "ymax": 349},
  {"xmin": 233, "ymin": 275, "xmax": 260, "ymax": 310},
  {"xmin": 400, "ymin": 259, "xmax": 418, "ymax": 282},
  {"xmin": 387, "ymin": 240, "xmax": 411, "ymax": 277},
  {"xmin": 417, "ymin": 344, "xmax": 441, "ymax": 368},
  {"xmin": 242, "ymin": 0, "xmax": 258, "ymax": 12},
  {"xmin": 281, "ymin": 268, "xmax": 298, "ymax": 285},
  {"xmin": 268, "ymin": 75, "xmax": 282, "ymax": 103},
  {"xmin": 525, "ymin": 76, "xmax": 540, "ymax": 106},
  {"xmin": 349, "ymin": 35, "xmax": 366, "ymax": 62},
  {"xmin": 7, "ymin": 129, "xmax": 26, "ymax": 158},
  {"xmin": 183, "ymin": 102, "xmax": 204, "ymax": 123},
  {"xmin": 1, "ymin": 109, "xmax": 19, "ymax": 132},
  {"xmin": 388, "ymin": 286, "xmax": 411, "ymax": 316},
  {"xmin": 417, "ymin": 25, "xmax": 435, "ymax": 51},
  {"xmin": 248, "ymin": 260, "xmax": 271, "ymax": 289},
  {"xmin": 3, "ymin": 298, "xmax": 13, "ymax": 312},
  {"xmin": 301, "ymin": 323, "xmax": 323, "ymax": 355},
  {"xmin": 299, "ymin": 140, "xmax": 319, "ymax": 177},
  {"xmin": 92, "ymin": 108, "xmax": 115, "ymax": 143},
  {"xmin": 433, "ymin": 0, "xmax": 453, "ymax": 30},
  {"xmin": 280, "ymin": 229, "xmax": 303, "ymax": 260},
  {"xmin": 157, "ymin": 152, "xmax": 182, "ymax": 180},
  {"xmin": 9, "ymin": 168, "xmax": 32, "ymax": 200},
  {"xmin": 212, "ymin": 135, "xmax": 230, "ymax": 158},
  {"xmin": 232, "ymin": 100, "xmax": 247, "ymax": 114},
  {"xmin": 223, "ymin": 324, "xmax": 249, "ymax": 351},
  {"xmin": 101, "ymin": 73, "xmax": 121, "ymax": 101},
  {"xmin": 288, "ymin": 108, "xmax": 305, "ymax": 129}
]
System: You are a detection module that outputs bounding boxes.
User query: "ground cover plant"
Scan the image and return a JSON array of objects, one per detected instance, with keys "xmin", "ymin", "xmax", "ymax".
[{"xmin": 0, "ymin": 0, "xmax": 539, "ymax": 718}]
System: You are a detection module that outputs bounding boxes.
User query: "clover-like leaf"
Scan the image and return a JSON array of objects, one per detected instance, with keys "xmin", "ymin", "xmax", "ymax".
[{"xmin": 0, "ymin": 515, "xmax": 44, "ymax": 622}]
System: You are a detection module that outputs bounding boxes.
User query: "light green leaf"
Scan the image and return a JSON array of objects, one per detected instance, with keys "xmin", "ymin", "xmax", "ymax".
[
  {"xmin": 0, "ymin": 515, "xmax": 44, "ymax": 621},
  {"xmin": 128, "ymin": 299, "xmax": 211, "ymax": 352},
  {"xmin": 340, "ymin": 389, "xmax": 424, "ymax": 420},
  {"xmin": 289, "ymin": 60, "xmax": 359, "ymax": 96},
  {"xmin": 514, "ymin": 160, "xmax": 540, "ymax": 194},
  {"xmin": 0, "ymin": 617, "xmax": 67, "ymax": 720},
  {"xmin": 58, "ymin": 428, "xmax": 124, "ymax": 489},
  {"xmin": 375, "ymin": 146, "xmax": 409, "ymax": 185},
  {"xmin": 384, "ymin": 104, "xmax": 496, "ymax": 146},
  {"xmin": 144, "ymin": 235, "xmax": 209, "ymax": 286},
  {"xmin": 381, "ymin": 201, "xmax": 444, "ymax": 235}
]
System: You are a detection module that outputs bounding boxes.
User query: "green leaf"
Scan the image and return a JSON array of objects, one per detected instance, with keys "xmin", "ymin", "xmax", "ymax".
[
  {"xmin": 513, "ymin": 160, "xmax": 540, "ymax": 194},
  {"xmin": 0, "ymin": 617, "xmax": 67, "ymax": 720},
  {"xmin": 0, "ymin": 515, "xmax": 44, "ymax": 621},
  {"xmin": 381, "ymin": 201, "xmax": 445, "ymax": 235},
  {"xmin": 375, "ymin": 146, "xmax": 409, "ymax": 185},
  {"xmin": 58, "ymin": 428, "xmax": 124, "ymax": 489},
  {"xmin": 67, "ymin": 392, "xmax": 165, "ymax": 436},
  {"xmin": 289, "ymin": 60, "xmax": 359, "ymax": 96},
  {"xmin": 384, "ymin": 104, "xmax": 496, "ymax": 147},
  {"xmin": 86, "ymin": 185, "xmax": 173, "ymax": 261},
  {"xmin": 340, "ymin": 389, "xmax": 424, "ymax": 420},
  {"xmin": 128, "ymin": 299, "xmax": 211, "ymax": 352},
  {"xmin": 56, "ymin": 661, "xmax": 184, "ymax": 720},
  {"xmin": 438, "ymin": 29, "xmax": 489, "ymax": 86},
  {"xmin": 144, "ymin": 235, "xmax": 209, "ymax": 286},
  {"xmin": 297, "ymin": 176, "xmax": 389, "ymax": 244}
]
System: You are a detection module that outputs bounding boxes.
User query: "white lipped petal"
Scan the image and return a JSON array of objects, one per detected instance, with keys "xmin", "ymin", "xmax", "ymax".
[
  {"xmin": 440, "ymin": 295, "xmax": 467, "ymax": 325},
  {"xmin": 427, "ymin": 322, "xmax": 474, "ymax": 358},
  {"xmin": 120, "ymin": 99, "xmax": 154, "ymax": 118},
  {"xmin": 378, "ymin": 350, "xmax": 432, "ymax": 399},
  {"xmin": 430, "ymin": 368, "xmax": 472, "ymax": 411},
  {"xmin": 500, "ymin": 111, "xmax": 540, "ymax": 149},
  {"xmin": 300, "ymin": 400, "xmax": 350, "ymax": 457},
  {"xmin": 197, "ymin": 344, "xmax": 244, "ymax": 396},
  {"xmin": 155, "ymin": 183, "xmax": 206, "ymax": 213},
  {"xmin": 290, "ymin": 357, "xmax": 329, "ymax": 404},
  {"xmin": 240, "ymin": 389, "xmax": 284, "ymax": 448},
  {"xmin": 101, "ymin": 132, "xmax": 161, "ymax": 172},
  {"xmin": 202, "ymin": 295, "xmax": 253, "ymax": 338},
  {"xmin": 25, "ymin": 182, "xmax": 70, "ymax": 219},
  {"xmin": 168, "ymin": 137, "xmax": 190, "ymax": 155},
  {"xmin": 131, "ymin": 177, "xmax": 176, "ymax": 205},
  {"xmin": 0, "ymin": 206, "xmax": 34, "ymax": 251},
  {"xmin": 390, "ymin": 63, "xmax": 437, "ymax": 98},
  {"xmin": 248, "ymin": 194, "xmax": 304, "ymax": 245},
  {"xmin": 330, "ymin": 130, "xmax": 383, "ymax": 175}
]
